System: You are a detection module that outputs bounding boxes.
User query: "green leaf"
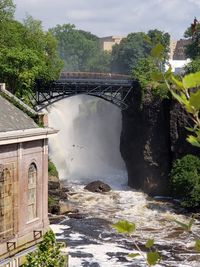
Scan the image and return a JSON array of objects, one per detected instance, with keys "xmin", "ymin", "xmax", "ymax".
[
  {"xmin": 128, "ymin": 253, "xmax": 140, "ymax": 258},
  {"xmin": 112, "ymin": 220, "xmax": 136, "ymax": 234},
  {"xmin": 188, "ymin": 217, "xmax": 195, "ymax": 231},
  {"xmin": 174, "ymin": 217, "xmax": 194, "ymax": 231},
  {"xmin": 145, "ymin": 239, "xmax": 154, "ymax": 249},
  {"xmin": 187, "ymin": 135, "xmax": 200, "ymax": 148},
  {"xmin": 189, "ymin": 90, "xmax": 200, "ymax": 110},
  {"xmin": 171, "ymin": 75, "xmax": 184, "ymax": 89},
  {"xmin": 151, "ymin": 71, "xmax": 163, "ymax": 82},
  {"xmin": 182, "ymin": 71, "xmax": 200, "ymax": 89},
  {"xmin": 174, "ymin": 219, "xmax": 189, "ymax": 231},
  {"xmin": 151, "ymin": 43, "xmax": 164, "ymax": 59},
  {"xmin": 195, "ymin": 240, "xmax": 200, "ymax": 251},
  {"xmin": 170, "ymin": 90, "xmax": 189, "ymax": 106},
  {"xmin": 147, "ymin": 251, "xmax": 161, "ymax": 266},
  {"xmin": 185, "ymin": 127, "xmax": 196, "ymax": 133},
  {"xmin": 165, "ymin": 67, "xmax": 172, "ymax": 80}
]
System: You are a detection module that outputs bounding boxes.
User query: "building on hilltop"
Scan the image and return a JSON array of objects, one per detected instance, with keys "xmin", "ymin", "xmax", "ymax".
[
  {"xmin": 168, "ymin": 39, "xmax": 191, "ymax": 74},
  {"xmin": 0, "ymin": 83, "xmax": 57, "ymax": 266},
  {"xmin": 99, "ymin": 36, "xmax": 125, "ymax": 51}
]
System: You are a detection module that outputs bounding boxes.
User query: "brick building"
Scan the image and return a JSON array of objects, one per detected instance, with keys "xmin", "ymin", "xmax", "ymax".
[{"xmin": 0, "ymin": 86, "xmax": 57, "ymax": 266}]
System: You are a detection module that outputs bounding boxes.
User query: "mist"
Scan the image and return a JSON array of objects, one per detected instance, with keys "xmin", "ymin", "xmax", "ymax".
[{"xmin": 47, "ymin": 95, "xmax": 127, "ymax": 186}]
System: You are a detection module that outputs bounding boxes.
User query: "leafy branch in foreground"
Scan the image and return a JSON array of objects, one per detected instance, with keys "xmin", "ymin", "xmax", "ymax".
[
  {"xmin": 112, "ymin": 220, "xmax": 161, "ymax": 266},
  {"xmin": 150, "ymin": 43, "xmax": 200, "ymax": 148}
]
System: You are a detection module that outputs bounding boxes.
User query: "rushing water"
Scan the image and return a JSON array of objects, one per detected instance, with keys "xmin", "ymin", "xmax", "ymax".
[{"xmin": 48, "ymin": 96, "xmax": 200, "ymax": 267}]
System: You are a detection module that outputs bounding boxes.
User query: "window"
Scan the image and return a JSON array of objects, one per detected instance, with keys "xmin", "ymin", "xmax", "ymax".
[
  {"xmin": 0, "ymin": 164, "xmax": 14, "ymax": 241},
  {"xmin": 27, "ymin": 163, "xmax": 37, "ymax": 221}
]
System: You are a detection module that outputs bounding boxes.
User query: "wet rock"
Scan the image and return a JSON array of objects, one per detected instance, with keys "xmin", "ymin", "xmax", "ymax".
[
  {"xmin": 84, "ymin": 180, "xmax": 111, "ymax": 193},
  {"xmin": 67, "ymin": 213, "xmax": 85, "ymax": 219},
  {"xmin": 48, "ymin": 180, "xmax": 60, "ymax": 190},
  {"xmin": 59, "ymin": 201, "xmax": 77, "ymax": 215},
  {"xmin": 49, "ymin": 203, "xmax": 60, "ymax": 215},
  {"xmin": 49, "ymin": 214, "xmax": 66, "ymax": 224}
]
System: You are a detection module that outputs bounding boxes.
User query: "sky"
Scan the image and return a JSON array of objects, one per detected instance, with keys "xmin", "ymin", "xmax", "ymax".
[{"xmin": 14, "ymin": 0, "xmax": 200, "ymax": 39}]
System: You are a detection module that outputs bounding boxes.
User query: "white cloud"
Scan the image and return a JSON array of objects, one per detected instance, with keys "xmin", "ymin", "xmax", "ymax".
[{"xmin": 13, "ymin": 0, "xmax": 200, "ymax": 39}]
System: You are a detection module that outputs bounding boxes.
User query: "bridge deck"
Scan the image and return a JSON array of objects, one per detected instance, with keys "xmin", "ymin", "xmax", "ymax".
[{"xmin": 34, "ymin": 72, "xmax": 137, "ymax": 111}]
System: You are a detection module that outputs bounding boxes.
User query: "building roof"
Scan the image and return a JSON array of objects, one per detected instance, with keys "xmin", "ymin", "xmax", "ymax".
[{"xmin": 0, "ymin": 95, "xmax": 38, "ymax": 132}]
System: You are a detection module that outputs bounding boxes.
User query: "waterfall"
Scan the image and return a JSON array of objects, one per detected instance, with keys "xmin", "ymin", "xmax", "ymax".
[{"xmin": 47, "ymin": 95, "xmax": 127, "ymax": 186}]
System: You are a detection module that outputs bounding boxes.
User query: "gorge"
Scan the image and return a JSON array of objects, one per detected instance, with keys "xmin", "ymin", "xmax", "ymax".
[{"xmin": 47, "ymin": 90, "xmax": 200, "ymax": 266}]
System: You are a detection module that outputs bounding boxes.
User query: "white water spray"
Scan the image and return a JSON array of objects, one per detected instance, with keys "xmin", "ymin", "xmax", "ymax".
[{"xmin": 47, "ymin": 95, "xmax": 127, "ymax": 186}]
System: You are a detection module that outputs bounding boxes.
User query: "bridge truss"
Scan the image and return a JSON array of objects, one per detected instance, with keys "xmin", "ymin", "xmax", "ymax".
[{"xmin": 33, "ymin": 76, "xmax": 136, "ymax": 111}]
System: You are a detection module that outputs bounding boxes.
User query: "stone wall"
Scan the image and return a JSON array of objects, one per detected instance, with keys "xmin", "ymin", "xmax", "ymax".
[{"xmin": 120, "ymin": 87, "xmax": 200, "ymax": 196}]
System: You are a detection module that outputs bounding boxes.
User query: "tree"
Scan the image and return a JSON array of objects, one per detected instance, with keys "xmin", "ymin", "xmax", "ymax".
[
  {"xmin": 0, "ymin": 0, "xmax": 15, "ymax": 21},
  {"xmin": 0, "ymin": 15, "xmax": 63, "ymax": 99},
  {"xmin": 111, "ymin": 30, "xmax": 170, "ymax": 74},
  {"xmin": 184, "ymin": 18, "xmax": 200, "ymax": 59},
  {"xmin": 50, "ymin": 23, "xmax": 110, "ymax": 72},
  {"xmin": 111, "ymin": 32, "xmax": 150, "ymax": 74},
  {"xmin": 23, "ymin": 230, "xmax": 66, "ymax": 267}
]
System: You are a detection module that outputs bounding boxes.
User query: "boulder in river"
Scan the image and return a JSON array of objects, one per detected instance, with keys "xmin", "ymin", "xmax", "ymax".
[{"xmin": 84, "ymin": 180, "xmax": 111, "ymax": 193}]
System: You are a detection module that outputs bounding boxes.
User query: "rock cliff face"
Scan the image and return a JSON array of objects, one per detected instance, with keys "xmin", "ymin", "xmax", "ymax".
[{"xmin": 120, "ymin": 87, "xmax": 200, "ymax": 196}]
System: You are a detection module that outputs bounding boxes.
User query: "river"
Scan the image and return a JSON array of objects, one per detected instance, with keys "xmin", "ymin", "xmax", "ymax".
[{"xmin": 47, "ymin": 96, "xmax": 200, "ymax": 267}]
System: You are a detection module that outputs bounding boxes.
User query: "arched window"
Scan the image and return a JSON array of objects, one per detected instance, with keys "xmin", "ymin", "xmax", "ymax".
[
  {"xmin": 28, "ymin": 163, "xmax": 37, "ymax": 221},
  {"xmin": 0, "ymin": 165, "xmax": 14, "ymax": 241}
]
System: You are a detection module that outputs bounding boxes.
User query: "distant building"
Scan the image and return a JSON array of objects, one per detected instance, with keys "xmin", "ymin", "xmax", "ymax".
[
  {"xmin": 167, "ymin": 39, "xmax": 191, "ymax": 74},
  {"xmin": 169, "ymin": 39, "xmax": 191, "ymax": 60},
  {"xmin": 99, "ymin": 36, "xmax": 125, "ymax": 51},
  {"xmin": 0, "ymin": 84, "xmax": 57, "ymax": 266}
]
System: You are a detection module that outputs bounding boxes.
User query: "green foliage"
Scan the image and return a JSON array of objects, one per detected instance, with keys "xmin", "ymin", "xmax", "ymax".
[
  {"xmin": 112, "ymin": 220, "xmax": 136, "ymax": 235},
  {"xmin": 145, "ymin": 239, "xmax": 154, "ymax": 249},
  {"xmin": 112, "ymin": 221, "xmax": 161, "ymax": 266},
  {"xmin": 174, "ymin": 217, "xmax": 195, "ymax": 232},
  {"xmin": 150, "ymin": 43, "xmax": 200, "ymax": 147},
  {"xmin": 111, "ymin": 29, "xmax": 170, "ymax": 74},
  {"xmin": 170, "ymin": 155, "xmax": 200, "ymax": 208},
  {"xmin": 0, "ymin": 14, "xmax": 63, "ymax": 100},
  {"xmin": 146, "ymin": 252, "xmax": 161, "ymax": 266},
  {"xmin": 195, "ymin": 240, "xmax": 200, "ymax": 251},
  {"xmin": 128, "ymin": 253, "xmax": 140, "ymax": 258},
  {"xmin": 0, "ymin": 0, "xmax": 15, "ymax": 21},
  {"xmin": 50, "ymin": 24, "xmax": 110, "ymax": 72},
  {"xmin": 185, "ymin": 58, "xmax": 200, "ymax": 74},
  {"xmin": 132, "ymin": 57, "xmax": 169, "ymax": 99},
  {"xmin": 23, "ymin": 230, "xmax": 66, "ymax": 267},
  {"xmin": 48, "ymin": 160, "xmax": 58, "ymax": 177},
  {"xmin": 184, "ymin": 22, "xmax": 200, "ymax": 59},
  {"xmin": 48, "ymin": 195, "xmax": 57, "ymax": 206}
]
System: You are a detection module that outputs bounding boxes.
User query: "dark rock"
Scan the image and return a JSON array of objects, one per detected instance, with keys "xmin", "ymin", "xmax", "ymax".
[
  {"xmin": 48, "ymin": 189, "xmax": 68, "ymax": 200},
  {"xmin": 120, "ymin": 87, "xmax": 200, "ymax": 196},
  {"xmin": 49, "ymin": 214, "xmax": 66, "ymax": 224},
  {"xmin": 67, "ymin": 213, "xmax": 85, "ymax": 219},
  {"xmin": 48, "ymin": 181, "xmax": 60, "ymax": 190},
  {"xmin": 49, "ymin": 204, "xmax": 60, "ymax": 214},
  {"xmin": 61, "ymin": 187, "xmax": 70, "ymax": 193},
  {"xmin": 84, "ymin": 180, "xmax": 111, "ymax": 193},
  {"xmin": 121, "ymin": 88, "xmax": 171, "ymax": 196}
]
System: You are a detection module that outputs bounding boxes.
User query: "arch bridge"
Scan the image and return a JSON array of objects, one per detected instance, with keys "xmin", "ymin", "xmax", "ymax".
[{"xmin": 33, "ymin": 72, "xmax": 137, "ymax": 111}]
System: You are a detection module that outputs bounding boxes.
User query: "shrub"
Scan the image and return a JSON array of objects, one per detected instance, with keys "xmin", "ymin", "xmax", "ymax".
[
  {"xmin": 48, "ymin": 160, "xmax": 58, "ymax": 177},
  {"xmin": 23, "ymin": 230, "xmax": 66, "ymax": 267},
  {"xmin": 170, "ymin": 154, "xmax": 200, "ymax": 208}
]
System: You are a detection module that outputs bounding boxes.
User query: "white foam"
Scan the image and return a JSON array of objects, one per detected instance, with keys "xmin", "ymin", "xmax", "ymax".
[
  {"xmin": 50, "ymin": 224, "xmax": 70, "ymax": 234},
  {"xmin": 47, "ymin": 95, "xmax": 127, "ymax": 186}
]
